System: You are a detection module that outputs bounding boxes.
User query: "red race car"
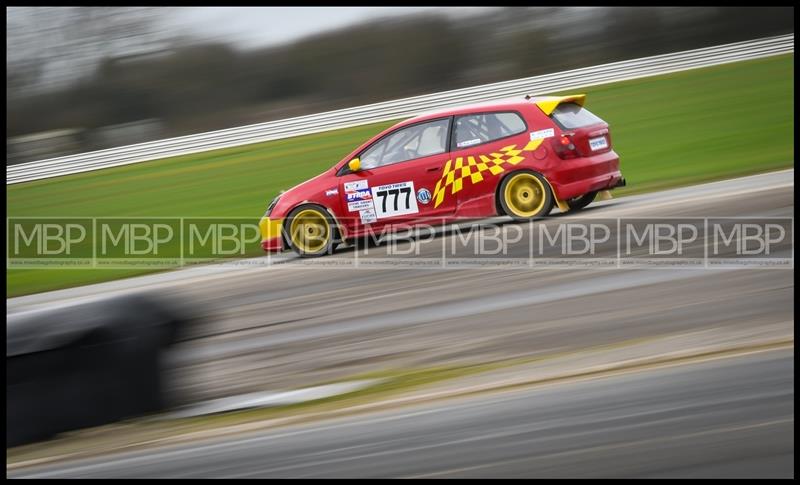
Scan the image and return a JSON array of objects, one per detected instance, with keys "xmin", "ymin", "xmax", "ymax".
[{"xmin": 259, "ymin": 94, "xmax": 625, "ymax": 256}]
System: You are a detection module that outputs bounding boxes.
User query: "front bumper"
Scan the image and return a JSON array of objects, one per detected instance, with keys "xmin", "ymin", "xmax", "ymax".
[{"xmin": 259, "ymin": 216, "xmax": 284, "ymax": 252}]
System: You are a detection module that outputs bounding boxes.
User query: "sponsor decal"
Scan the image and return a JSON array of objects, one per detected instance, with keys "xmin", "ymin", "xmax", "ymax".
[
  {"xmin": 529, "ymin": 128, "xmax": 555, "ymax": 141},
  {"xmin": 348, "ymin": 200, "xmax": 373, "ymax": 212},
  {"xmin": 371, "ymin": 181, "xmax": 419, "ymax": 219},
  {"xmin": 346, "ymin": 189, "xmax": 372, "ymax": 202},
  {"xmin": 456, "ymin": 138, "xmax": 482, "ymax": 148},
  {"xmin": 417, "ymin": 188, "xmax": 432, "ymax": 205},
  {"xmin": 325, "ymin": 188, "xmax": 338, "ymax": 196},
  {"xmin": 344, "ymin": 180, "xmax": 369, "ymax": 193},
  {"xmin": 359, "ymin": 208, "xmax": 377, "ymax": 224}
]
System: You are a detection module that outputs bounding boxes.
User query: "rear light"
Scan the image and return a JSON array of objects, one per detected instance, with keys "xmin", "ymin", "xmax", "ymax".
[{"xmin": 552, "ymin": 133, "xmax": 578, "ymax": 159}]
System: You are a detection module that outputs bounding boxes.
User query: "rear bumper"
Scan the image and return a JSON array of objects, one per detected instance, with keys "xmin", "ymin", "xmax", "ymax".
[
  {"xmin": 259, "ymin": 217, "xmax": 284, "ymax": 253},
  {"xmin": 548, "ymin": 150, "xmax": 624, "ymax": 200}
]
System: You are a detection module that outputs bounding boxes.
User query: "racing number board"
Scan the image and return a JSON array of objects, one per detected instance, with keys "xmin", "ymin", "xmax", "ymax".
[{"xmin": 372, "ymin": 181, "xmax": 419, "ymax": 219}]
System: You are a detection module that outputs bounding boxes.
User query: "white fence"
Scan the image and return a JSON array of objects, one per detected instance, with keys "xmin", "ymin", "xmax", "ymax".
[{"xmin": 6, "ymin": 34, "xmax": 793, "ymax": 185}]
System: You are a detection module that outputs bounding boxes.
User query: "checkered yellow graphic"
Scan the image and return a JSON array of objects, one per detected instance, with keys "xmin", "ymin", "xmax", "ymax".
[{"xmin": 432, "ymin": 140, "xmax": 544, "ymax": 208}]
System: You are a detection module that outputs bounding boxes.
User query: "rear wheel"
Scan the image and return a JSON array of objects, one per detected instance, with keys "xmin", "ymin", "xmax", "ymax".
[
  {"xmin": 498, "ymin": 170, "xmax": 554, "ymax": 221},
  {"xmin": 566, "ymin": 191, "xmax": 598, "ymax": 211},
  {"xmin": 283, "ymin": 205, "xmax": 338, "ymax": 257}
]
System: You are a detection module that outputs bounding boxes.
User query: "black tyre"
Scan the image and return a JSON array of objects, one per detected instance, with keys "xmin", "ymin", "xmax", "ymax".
[{"xmin": 566, "ymin": 191, "xmax": 598, "ymax": 211}]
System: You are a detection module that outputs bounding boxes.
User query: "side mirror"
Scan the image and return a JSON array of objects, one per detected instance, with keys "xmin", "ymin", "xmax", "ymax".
[{"xmin": 348, "ymin": 158, "xmax": 361, "ymax": 172}]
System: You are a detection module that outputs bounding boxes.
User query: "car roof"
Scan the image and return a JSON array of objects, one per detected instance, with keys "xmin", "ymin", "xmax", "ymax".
[{"xmin": 394, "ymin": 94, "xmax": 587, "ymax": 128}]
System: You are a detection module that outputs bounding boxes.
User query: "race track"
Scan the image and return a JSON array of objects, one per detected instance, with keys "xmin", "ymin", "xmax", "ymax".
[
  {"xmin": 7, "ymin": 169, "xmax": 794, "ymax": 404},
  {"xmin": 6, "ymin": 169, "xmax": 795, "ymax": 478},
  {"xmin": 9, "ymin": 347, "xmax": 793, "ymax": 478}
]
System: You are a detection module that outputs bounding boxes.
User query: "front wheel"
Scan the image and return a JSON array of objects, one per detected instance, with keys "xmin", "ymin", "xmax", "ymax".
[
  {"xmin": 283, "ymin": 204, "xmax": 339, "ymax": 257},
  {"xmin": 498, "ymin": 170, "xmax": 554, "ymax": 221},
  {"xmin": 566, "ymin": 191, "xmax": 598, "ymax": 211}
]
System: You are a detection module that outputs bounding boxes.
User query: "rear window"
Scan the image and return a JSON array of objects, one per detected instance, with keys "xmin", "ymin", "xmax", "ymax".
[
  {"xmin": 453, "ymin": 112, "xmax": 527, "ymax": 149},
  {"xmin": 550, "ymin": 103, "xmax": 605, "ymax": 129}
]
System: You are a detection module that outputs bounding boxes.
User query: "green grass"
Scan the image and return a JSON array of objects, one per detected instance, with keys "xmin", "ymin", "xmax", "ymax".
[{"xmin": 6, "ymin": 54, "xmax": 794, "ymax": 297}]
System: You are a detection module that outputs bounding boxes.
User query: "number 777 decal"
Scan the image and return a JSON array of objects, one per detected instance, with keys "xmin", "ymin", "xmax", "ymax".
[{"xmin": 370, "ymin": 181, "xmax": 419, "ymax": 219}]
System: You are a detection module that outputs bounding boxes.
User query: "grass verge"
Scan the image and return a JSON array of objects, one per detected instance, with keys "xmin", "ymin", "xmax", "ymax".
[{"xmin": 6, "ymin": 54, "xmax": 794, "ymax": 297}]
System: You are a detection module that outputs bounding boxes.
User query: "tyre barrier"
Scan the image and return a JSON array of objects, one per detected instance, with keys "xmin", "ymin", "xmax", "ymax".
[{"xmin": 6, "ymin": 293, "xmax": 200, "ymax": 447}]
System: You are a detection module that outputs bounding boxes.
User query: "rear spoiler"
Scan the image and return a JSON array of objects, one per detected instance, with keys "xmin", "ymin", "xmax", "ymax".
[{"xmin": 525, "ymin": 94, "xmax": 587, "ymax": 116}]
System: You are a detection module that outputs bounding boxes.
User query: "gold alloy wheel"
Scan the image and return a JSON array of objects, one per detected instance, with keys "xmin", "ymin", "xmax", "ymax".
[
  {"xmin": 289, "ymin": 209, "xmax": 331, "ymax": 254},
  {"xmin": 503, "ymin": 173, "xmax": 547, "ymax": 217}
]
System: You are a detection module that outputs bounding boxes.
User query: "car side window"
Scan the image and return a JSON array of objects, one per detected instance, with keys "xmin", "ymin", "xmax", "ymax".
[
  {"xmin": 360, "ymin": 118, "xmax": 450, "ymax": 170},
  {"xmin": 453, "ymin": 112, "xmax": 526, "ymax": 149}
]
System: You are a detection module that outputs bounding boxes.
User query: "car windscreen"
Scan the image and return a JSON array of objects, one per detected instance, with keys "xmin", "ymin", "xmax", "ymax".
[{"xmin": 549, "ymin": 102, "xmax": 605, "ymax": 129}]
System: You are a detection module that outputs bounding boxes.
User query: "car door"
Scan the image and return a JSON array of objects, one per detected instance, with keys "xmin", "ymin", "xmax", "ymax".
[{"xmin": 338, "ymin": 117, "xmax": 456, "ymax": 235}]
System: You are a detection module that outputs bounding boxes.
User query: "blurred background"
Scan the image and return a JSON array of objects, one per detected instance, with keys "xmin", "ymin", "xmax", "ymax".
[
  {"xmin": 6, "ymin": 6, "xmax": 794, "ymax": 165},
  {"xmin": 5, "ymin": 8, "xmax": 794, "ymax": 476}
]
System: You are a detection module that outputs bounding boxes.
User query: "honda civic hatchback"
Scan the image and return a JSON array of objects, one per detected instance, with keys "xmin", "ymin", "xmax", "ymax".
[{"xmin": 259, "ymin": 94, "xmax": 625, "ymax": 256}]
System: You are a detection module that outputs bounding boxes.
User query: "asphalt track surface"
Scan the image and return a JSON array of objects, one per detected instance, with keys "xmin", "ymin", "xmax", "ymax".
[
  {"xmin": 9, "ymin": 348, "xmax": 794, "ymax": 478},
  {"xmin": 7, "ymin": 170, "xmax": 795, "ymax": 402},
  {"xmin": 6, "ymin": 169, "xmax": 794, "ymax": 478}
]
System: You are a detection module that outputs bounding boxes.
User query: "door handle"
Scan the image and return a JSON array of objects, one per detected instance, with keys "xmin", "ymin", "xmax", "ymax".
[{"xmin": 426, "ymin": 166, "xmax": 440, "ymax": 172}]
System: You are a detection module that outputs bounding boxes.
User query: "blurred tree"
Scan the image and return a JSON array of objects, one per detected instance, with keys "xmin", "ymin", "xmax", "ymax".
[
  {"xmin": 602, "ymin": 8, "xmax": 668, "ymax": 59},
  {"xmin": 6, "ymin": 6, "xmax": 795, "ymax": 156},
  {"xmin": 6, "ymin": 7, "xmax": 179, "ymax": 95}
]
